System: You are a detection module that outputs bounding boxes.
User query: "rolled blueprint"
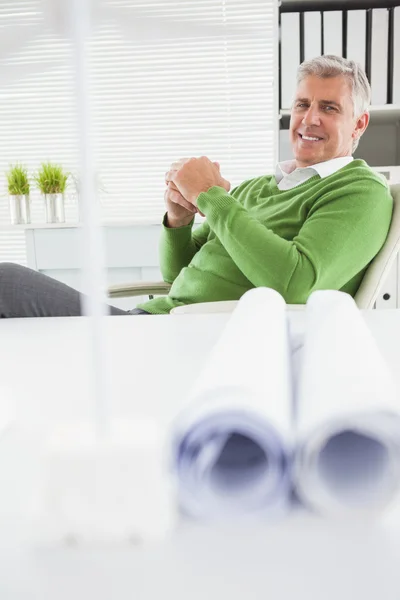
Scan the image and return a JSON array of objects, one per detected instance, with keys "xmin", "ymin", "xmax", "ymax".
[
  {"xmin": 172, "ymin": 287, "xmax": 293, "ymax": 519},
  {"xmin": 294, "ymin": 290, "xmax": 400, "ymax": 517}
]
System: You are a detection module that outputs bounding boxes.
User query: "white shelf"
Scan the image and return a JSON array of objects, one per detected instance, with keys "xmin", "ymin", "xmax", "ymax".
[{"xmin": 280, "ymin": 104, "xmax": 400, "ymax": 124}]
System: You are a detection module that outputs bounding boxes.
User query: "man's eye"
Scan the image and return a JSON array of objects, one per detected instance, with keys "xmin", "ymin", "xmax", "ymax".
[
  {"xmin": 295, "ymin": 103, "xmax": 307, "ymax": 108},
  {"xmin": 323, "ymin": 106, "xmax": 335, "ymax": 111}
]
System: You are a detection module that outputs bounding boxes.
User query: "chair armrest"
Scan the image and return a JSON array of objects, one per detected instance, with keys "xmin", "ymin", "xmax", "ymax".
[
  {"xmin": 107, "ymin": 281, "xmax": 171, "ymax": 299},
  {"xmin": 170, "ymin": 300, "xmax": 306, "ymax": 314}
]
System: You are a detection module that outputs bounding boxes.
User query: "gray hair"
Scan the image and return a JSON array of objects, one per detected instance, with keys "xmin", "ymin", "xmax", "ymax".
[{"xmin": 296, "ymin": 55, "xmax": 371, "ymax": 151}]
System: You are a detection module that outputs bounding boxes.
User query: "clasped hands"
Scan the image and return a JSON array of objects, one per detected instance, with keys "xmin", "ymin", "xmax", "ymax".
[{"xmin": 165, "ymin": 156, "xmax": 231, "ymax": 224}]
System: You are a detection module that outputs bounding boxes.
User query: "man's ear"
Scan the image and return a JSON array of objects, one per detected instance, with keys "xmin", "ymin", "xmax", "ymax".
[{"xmin": 353, "ymin": 112, "xmax": 369, "ymax": 142}]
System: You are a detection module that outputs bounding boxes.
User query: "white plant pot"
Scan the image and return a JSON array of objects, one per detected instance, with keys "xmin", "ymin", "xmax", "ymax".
[
  {"xmin": 44, "ymin": 193, "xmax": 65, "ymax": 224},
  {"xmin": 9, "ymin": 194, "xmax": 31, "ymax": 224}
]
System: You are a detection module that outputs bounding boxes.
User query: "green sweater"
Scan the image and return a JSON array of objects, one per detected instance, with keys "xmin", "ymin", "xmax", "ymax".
[{"xmin": 138, "ymin": 159, "xmax": 392, "ymax": 314}]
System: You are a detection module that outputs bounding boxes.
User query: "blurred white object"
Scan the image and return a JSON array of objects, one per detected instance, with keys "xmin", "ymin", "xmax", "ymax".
[
  {"xmin": 41, "ymin": 419, "xmax": 176, "ymax": 544},
  {"xmin": 294, "ymin": 290, "xmax": 400, "ymax": 517},
  {"xmin": 172, "ymin": 287, "xmax": 293, "ymax": 520},
  {"xmin": 70, "ymin": 0, "xmax": 113, "ymax": 442}
]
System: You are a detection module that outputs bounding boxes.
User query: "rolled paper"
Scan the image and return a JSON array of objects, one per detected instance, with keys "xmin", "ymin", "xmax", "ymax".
[
  {"xmin": 294, "ymin": 290, "xmax": 400, "ymax": 517},
  {"xmin": 172, "ymin": 287, "xmax": 293, "ymax": 519}
]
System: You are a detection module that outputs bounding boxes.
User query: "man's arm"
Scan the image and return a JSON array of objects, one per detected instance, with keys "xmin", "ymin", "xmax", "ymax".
[
  {"xmin": 159, "ymin": 216, "xmax": 210, "ymax": 284},
  {"xmin": 195, "ymin": 180, "xmax": 392, "ymax": 304},
  {"xmin": 160, "ymin": 157, "xmax": 228, "ymax": 283}
]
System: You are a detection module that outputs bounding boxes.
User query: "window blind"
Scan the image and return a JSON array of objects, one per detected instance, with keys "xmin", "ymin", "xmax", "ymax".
[{"xmin": 0, "ymin": 0, "xmax": 278, "ymax": 263}]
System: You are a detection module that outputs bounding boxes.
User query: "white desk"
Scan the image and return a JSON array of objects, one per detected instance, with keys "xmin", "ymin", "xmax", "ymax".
[{"xmin": 1, "ymin": 310, "xmax": 400, "ymax": 599}]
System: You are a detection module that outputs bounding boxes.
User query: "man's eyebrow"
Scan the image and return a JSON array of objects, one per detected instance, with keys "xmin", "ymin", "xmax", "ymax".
[
  {"xmin": 320, "ymin": 99, "xmax": 342, "ymax": 108},
  {"xmin": 294, "ymin": 97, "xmax": 343, "ymax": 109}
]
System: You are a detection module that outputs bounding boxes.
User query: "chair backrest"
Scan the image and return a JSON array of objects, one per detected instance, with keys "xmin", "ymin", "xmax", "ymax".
[{"xmin": 354, "ymin": 183, "xmax": 400, "ymax": 309}]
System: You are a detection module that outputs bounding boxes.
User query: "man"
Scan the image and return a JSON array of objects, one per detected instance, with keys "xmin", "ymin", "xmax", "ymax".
[
  {"xmin": 0, "ymin": 55, "xmax": 393, "ymax": 317},
  {"xmin": 135, "ymin": 54, "xmax": 392, "ymax": 314}
]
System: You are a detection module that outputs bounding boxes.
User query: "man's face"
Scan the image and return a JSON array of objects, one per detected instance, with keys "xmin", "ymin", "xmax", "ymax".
[{"xmin": 289, "ymin": 75, "xmax": 369, "ymax": 167}]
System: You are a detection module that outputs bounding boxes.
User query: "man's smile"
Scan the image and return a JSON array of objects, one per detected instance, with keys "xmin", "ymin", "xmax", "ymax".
[{"xmin": 297, "ymin": 133, "xmax": 324, "ymax": 142}]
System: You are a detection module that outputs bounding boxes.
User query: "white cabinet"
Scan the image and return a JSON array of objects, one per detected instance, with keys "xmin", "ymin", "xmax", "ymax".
[{"xmin": 24, "ymin": 224, "xmax": 163, "ymax": 311}]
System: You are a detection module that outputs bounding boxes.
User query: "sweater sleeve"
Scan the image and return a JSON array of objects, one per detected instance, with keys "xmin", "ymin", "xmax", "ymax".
[
  {"xmin": 196, "ymin": 180, "xmax": 393, "ymax": 304},
  {"xmin": 159, "ymin": 213, "xmax": 211, "ymax": 283}
]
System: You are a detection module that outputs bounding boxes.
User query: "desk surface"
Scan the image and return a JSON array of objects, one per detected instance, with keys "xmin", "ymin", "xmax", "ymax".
[{"xmin": 1, "ymin": 311, "xmax": 400, "ymax": 599}]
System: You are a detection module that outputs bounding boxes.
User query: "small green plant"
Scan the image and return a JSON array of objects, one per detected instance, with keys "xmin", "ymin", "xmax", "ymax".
[
  {"xmin": 34, "ymin": 162, "xmax": 69, "ymax": 195},
  {"xmin": 6, "ymin": 164, "xmax": 30, "ymax": 196}
]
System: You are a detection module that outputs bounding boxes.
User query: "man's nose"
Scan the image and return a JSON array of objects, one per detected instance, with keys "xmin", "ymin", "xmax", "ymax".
[{"xmin": 302, "ymin": 106, "xmax": 321, "ymax": 127}]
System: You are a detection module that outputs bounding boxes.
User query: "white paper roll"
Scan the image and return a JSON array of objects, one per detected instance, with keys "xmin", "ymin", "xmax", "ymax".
[
  {"xmin": 295, "ymin": 290, "xmax": 400, "ymax": 517},
  {"xmin": 171, "ymin": 287, "xmax": 293, "ymax": 519}
]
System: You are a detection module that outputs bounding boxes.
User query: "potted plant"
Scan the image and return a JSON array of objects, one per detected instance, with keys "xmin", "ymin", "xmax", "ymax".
[
  {"xmin": 34, "ymin": 162, "xmax": 69, "ymax": 223},
  {"xmin": 6, "ymin": 164, "xmax": 31, "ymax": 224}
]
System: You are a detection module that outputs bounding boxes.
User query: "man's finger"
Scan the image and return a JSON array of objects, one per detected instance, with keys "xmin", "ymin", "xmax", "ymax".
[
  {"xmin": 169, "ymin": 190, "xmax": 196, "ymax": 213},
  {"xmin": 166, "ymin": 168, "xmax": 181, "ymax": 185},
  {"xmin": 170, "ymin": 195, "xmax": 194, "ymax": 212},
  {"xmin": 165, "ymin": 169, "xmax": 176, "ymax": 184}
]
